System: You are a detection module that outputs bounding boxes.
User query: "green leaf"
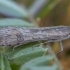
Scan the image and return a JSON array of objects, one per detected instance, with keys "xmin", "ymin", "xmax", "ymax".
[
  {"xmin": 6, "ymin": 42, "xmax": 40, "ymax": 58},
  {"xmin": 0, "ymin": 18, "xmax": 35, "ymax": 27},
  {"xmin": 20, "ymin": 56, "xmax": 58, "ymax": 70},
  {"xmin": 4, "ymin": 56, "xmax": 12, "ymax": 70},
  {"xmin": 0, "ymin": 0, "xmax": 28, "ymax": 18},
  {"xmin": 0, "ymin": 53, "xmax": 12, "ymax": 70},
  {"xmin": 0, "ymin": 53, "xmax": 5, "ymax": 70},
  {"xmin": 11, "ymin": 45, "xmax": 48, "ymax": 65}
]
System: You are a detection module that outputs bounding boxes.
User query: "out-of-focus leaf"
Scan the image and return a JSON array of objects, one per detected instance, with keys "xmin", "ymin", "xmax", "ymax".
[
  {"xmin": 28, "ymin": 0, "xmax": 47, "ymax": 17},
  {"xmin": 20, "ymin": 64, "xmax": 57, "ymax": 70},
  {"xmin": 11, "ymin": 45, "xmax": 48, "ymax": 65},
  {"xmin": 0, "ymin": 18, "xmax": 35, "ymax": 27},
  {"xmin": 20, "ymin": 56, "xmax": 58, "ymax": 70},
  {"xmin": 0, "ymin": 0, "xmax": 28, "ymax": 18},
  {"xmin": 37, "ymin": 0, "xmax": 61, "ymax": 18}
]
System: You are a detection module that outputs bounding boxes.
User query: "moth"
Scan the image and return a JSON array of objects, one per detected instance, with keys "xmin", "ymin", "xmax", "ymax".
[{"xmin": 0, "ymin": 26, "xmax": 70, "ymax": 54}]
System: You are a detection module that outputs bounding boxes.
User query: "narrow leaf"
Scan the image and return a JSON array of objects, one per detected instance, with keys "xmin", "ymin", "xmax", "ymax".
[
  {"xmin": 0, "ymin": 0, "xmax": 28, "ymax": 18},
  {"xmin": 0, "ymin": 53, "xmax": 5, "ymax": 70},
  {"xmin": 0, "ymin": 18, "xmax": 35, "ymax": 27},
  {"xmin": 4, "ymin": 56, "xmax": 12, "ymax": 70},
  {"xmin": 37, "ymin": 0, "xmax": 61, "ymax": 18}
]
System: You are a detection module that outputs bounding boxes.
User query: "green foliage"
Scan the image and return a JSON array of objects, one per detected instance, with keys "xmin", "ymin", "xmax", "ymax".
[{"xmin": 0, "ymin": 44, "xmax": 62, "ymax": 70}]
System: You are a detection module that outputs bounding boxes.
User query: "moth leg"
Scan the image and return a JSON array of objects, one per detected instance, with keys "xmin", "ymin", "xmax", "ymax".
[
  {"xmin": 32, "ymin": 41, "xmax": 49, "ymax": 48},
  {"xmin": 56, "ymin": 41, "xmax": 63, "ymax": 55},
  {"xmin": 13, "ymin": 45, "xmax": 18, "ymax": 50},
  {"xmin": 13, "ymin": 44, "xmax": 22, "ymax": 50}
]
